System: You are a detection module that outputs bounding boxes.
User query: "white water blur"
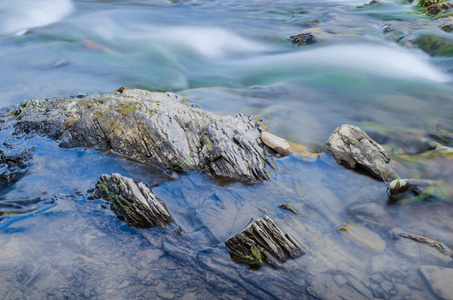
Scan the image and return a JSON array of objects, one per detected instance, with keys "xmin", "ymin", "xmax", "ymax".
[
  {"xmin": 0, "ymin": 0, "xmax": 74, "ymax": 36},
  {"xmin": 232, "ymin": 44, "xmax": 451, "ymax": 83}
]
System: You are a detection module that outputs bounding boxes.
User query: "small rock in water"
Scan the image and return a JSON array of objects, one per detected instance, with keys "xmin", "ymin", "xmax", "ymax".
[
  {"xmin": 388, "ymin": 178, "xmax": 450, "ymax": 202},
  {"xmin": 389, "ymin": 228, "xmax": 452, "ymax": 257},
  {"xmin": 337, "ymin": 223, "xmax": 386, "ymax": 253},
  {"xmin": 224, "ymin": 215, "xmax": 306, "ymax": 267},
  {"xmin": 418, "ymin": 0, "xmax": 447, "ymax": 7},
  {"xmin": 419, "ymin": 265, "xmax": 453, "ymax": 300},
  {"xmin": 261, "ymin": 132, "xmax": 292, "ymax": 155},
  {"xmin": 93, "ymin": 173, "xmax": 178, "ymax": 229},
  {"xmin": 290, "ymin": 33, "xmax": 317, "ymax": 46},
  {"xmin": 323, "ymin": 124, "xmax": 399, "ymax": 182}
]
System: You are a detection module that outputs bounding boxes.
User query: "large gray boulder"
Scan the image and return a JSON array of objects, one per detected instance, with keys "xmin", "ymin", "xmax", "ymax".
[
  {"xmin": 323, "ymin": 124, "xmax": 399, "ymax": 182},
  {"xmin": 9, "ymin": 88, "xmax": 270, "ymax": 184}
]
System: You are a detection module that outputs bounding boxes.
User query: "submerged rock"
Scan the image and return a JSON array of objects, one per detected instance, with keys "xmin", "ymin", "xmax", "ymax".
[
  {"xmin": 9, "ymin": 88, "xmax": 271, "ymax": 184},
  {"xmin": 290, "ymin": 33, "xmax": 317, "ymax": 46},
  {"xmin": 338, "ymin": 223, "xmax": 386, "ymax": 253},
  {"xmin": 322, "ymin": 124, "xmax": 399, "ymax": 182},
  {"xmin": 389, "ymin": 228, "xmax": 452, "ymax": 256},
  {"xmin": 91, "ymin": 173, "xmax": 177, "ymax": 229},
  {"xmin": 224, "ymin": 215, "xmax": 306, "ymax": 267},
  {"xmin": 419, "ymin": 266, "xmax": 453, "ymax": 300}
]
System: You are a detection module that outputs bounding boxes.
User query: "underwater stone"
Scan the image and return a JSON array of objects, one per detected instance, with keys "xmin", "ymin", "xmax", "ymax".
[
  {"xmin": 389, "ymin": 228, "xmax": 452, "ymax": 256},
  {"xmin": 224, "ymin": 215, "xmax": 306, "ymax": 267},
  {"xmin": 322, "ymin": 124, "xmax": 399, "ymax": 182},
  {"xmin": 0, "ymin": 147, "xmax": 35, "ymax": 189},
  {"xmin": 420, "ymin": 266, "xmax": 453, "ymax": 300},
  {"xmin": 94, "ymin": 173, "xmax": 177, "ymax": 229},
  {"xmin": 337, "ymin": 223, "xmax": 386, "ymax": 253}
]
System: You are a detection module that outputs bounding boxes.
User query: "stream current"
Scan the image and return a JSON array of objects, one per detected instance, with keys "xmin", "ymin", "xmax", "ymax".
[{"xmin": 0, "ymin": 0, "xmax": 452, "ymax": 299}]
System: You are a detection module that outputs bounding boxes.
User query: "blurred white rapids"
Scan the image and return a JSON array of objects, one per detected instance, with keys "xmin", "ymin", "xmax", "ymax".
[
  {"xmin": 0, "ymin": 0, "xmax": 74, "ymax": 36},
  {"xmin": 233, "ymin": 44, "xmax": 451, "ymax": 83}
]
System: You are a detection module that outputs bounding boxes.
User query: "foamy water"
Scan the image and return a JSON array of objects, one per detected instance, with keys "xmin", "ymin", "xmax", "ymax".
[
  {"xmin": 230, "ymin": 44, "xmax": 451, "ymax": 83},
  {"xmin": 0, "ymin": 0, "xmax": 74, "ymax": 36}
]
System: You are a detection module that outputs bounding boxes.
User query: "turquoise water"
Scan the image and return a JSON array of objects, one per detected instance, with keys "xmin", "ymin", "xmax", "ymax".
[{"xmin": 0, "ymin": 0, "xmax": 452, "ymax": 299}]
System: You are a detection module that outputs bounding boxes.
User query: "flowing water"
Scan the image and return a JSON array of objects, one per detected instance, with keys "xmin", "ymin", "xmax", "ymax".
[{"xmin": 0, "ymin": 0, "xmax": 453, "ymax": 299}]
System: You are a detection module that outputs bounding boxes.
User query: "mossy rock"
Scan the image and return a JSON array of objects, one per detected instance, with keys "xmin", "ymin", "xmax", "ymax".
[
  {"xmin": 416, "ymin": 35, "xmax": 453, "ymax": 56},
  {"xmin": 418, "ymin": 0, "xmax": 447, "ymax": 7}
]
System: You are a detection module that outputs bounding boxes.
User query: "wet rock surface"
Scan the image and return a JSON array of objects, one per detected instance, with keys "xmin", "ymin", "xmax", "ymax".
[
  {"xmin": 0, "ymin": 146, "xmax": 34, "ymax": 190},
  {"xmin": 323, "ymin": 124, "xmax": 399, "ymax": 182},
  {"xmin": 224, "ymin": 215, "xmax": 306, "ymax": 267},
  {"xmin": 7, "ymin": 88, "xmax": 271, "ymax": 184},
  {"xmin": 420, "ymin": 266, "xmax": 453, "ymax": 300},
  {"xmin": 91, "ymin": 173, "xmax": 177, "ymax": 229}
]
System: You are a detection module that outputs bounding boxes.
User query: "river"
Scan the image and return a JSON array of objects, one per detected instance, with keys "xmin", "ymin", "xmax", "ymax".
[{"xmin": 0, "ymin": 0, "xmax": 452, "ymax": 299}]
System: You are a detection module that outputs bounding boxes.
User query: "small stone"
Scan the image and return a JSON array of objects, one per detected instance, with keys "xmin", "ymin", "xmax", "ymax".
[
  {"xmin": 83, "ymin": 289, "xmax": 90, "ymax": 298},
  {"xmin": 333, "ymin": 275, "xmax": 348, "ymax": 286},
  {"xmin": 419, "ymin": 266, "xmax": 453, "ymax": 300},
  {"xmin": 261, "ymin": 131, "xmax": 292, "ymax": 155},
  {"xmin": 290, "ymin": 33, "xmax": 317, "ymax": 46}
]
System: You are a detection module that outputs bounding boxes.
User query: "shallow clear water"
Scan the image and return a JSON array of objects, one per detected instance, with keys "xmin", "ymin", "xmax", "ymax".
[{"xmin": 0, "ymin": 0, "xmax": 452, "ymax": 299}]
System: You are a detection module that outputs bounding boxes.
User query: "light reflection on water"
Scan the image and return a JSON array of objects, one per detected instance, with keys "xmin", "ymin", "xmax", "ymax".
[{"xmin": 0, "ymin": 0, "xmax": 452, "ymax": 298}]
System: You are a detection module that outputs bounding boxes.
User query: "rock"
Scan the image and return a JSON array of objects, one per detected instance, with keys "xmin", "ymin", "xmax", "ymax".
[
  {"xmin": 261, "ymin": 132, "xmax": 292, "ymax": 155},
  {"xmin": 389, "ymin": 228, "xmax": 452, "ymax": 256},
  {"xmin": 0, "ymin": 146, "xmax": 35, "ymax": 189},
  {"xmin": 419, "ymin": 266, "xmax": 453, "ymax": 300},
  {"xmin": 224, "ymin": 215, "xmax": 306, "ymax": 267},
  {"xmin": 322, "ymin": 124, "xmax": 399, "ymax": 182},
  {"xmin": 290, "ymin": 33, "xmax": 317, "ymax": 46},
  {"xmin": 337, "ymin": 223, "xmax": 386, "ymax": 253},
  {"xmin": 415, "ymin": 35, "xmax": 453, "ymax": 57},
  {"xmin": 418, "ymin": 0, "xmax": 447, "ymax": 7},
  {"xmin": 92, "ymin": 173, "xmax": 177, "ymax": 229},
  {"xmin": 9, "ymin": 88, "xmax": 271, "ymax": 184},
  {"xmin": 279, "ymin": 203, "xmax": 304, "ymax": 216},
  {"xmin": 348, "ymin": 203, "xmax": 391, "ymax": 227},
  {"xmin": 426, "ymin": 2, "xmax": 453, "ymax": 14},
  {"xmin": 435, "ymin": 16, "xmax": 453, "ymax": 33},
  {"xmin": 388, "ymin": 178, "xmax": 451, "ymax": 202},
  {"xmin": 261, "ymin": 131, "xmax": 320, "ymax": 159}
]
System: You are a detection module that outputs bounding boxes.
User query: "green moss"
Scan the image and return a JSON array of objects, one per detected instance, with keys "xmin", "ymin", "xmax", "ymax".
[
  {"xmin": 116, "ymin": 101, "xmax": 137, "ymax": 116},
  {"xmin": 417, "ymin": 35, "xmax": 453, "ymax": 56},
  {"xmin": 6, "ymin": 109, "xmax": 17, "ymax": 117}
]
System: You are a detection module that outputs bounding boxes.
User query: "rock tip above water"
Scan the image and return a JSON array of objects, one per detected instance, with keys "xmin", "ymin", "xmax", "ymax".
[
  {"xmin": 225, "ymin": 215, "xmax": 306, "ymax": 267},
  {"xmin": 322, "ymin": 124, "xmax": 399, "ymax": 182}
]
